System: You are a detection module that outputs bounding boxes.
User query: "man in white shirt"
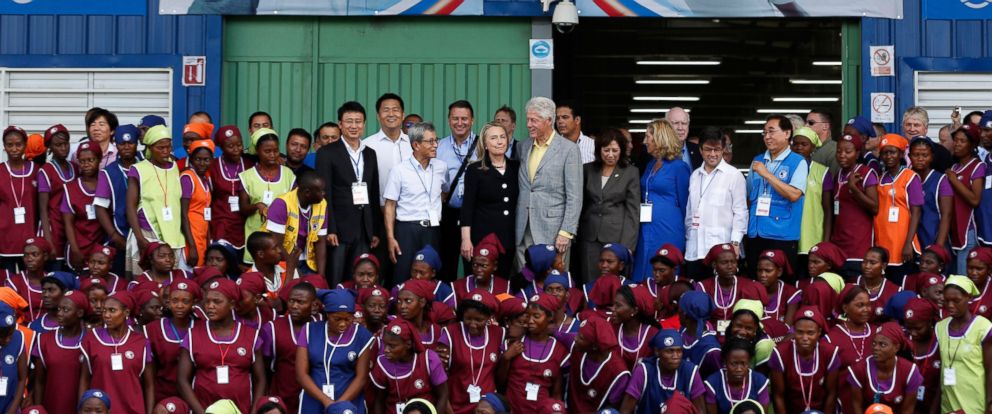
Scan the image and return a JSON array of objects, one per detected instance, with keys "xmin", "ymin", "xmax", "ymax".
[
  {"xmin": 684, "ymin": 127, "xmax": 748, "ymax": 278},
  {"xmin": 383, "ymin": 122, "xmax": 448, "ymax": 286},
  {"xmin": 365, "ymin": 93, "xmax": 412, "ymax": 206},
  {"xmin": 556, "ymin": 101, "xmax": 595, "ymax": 163}
]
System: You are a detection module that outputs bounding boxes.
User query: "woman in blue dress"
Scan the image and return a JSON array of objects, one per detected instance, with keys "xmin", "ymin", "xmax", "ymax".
[
  {"xmin": 633, "ymin": 119, "xmax": 690, "ymax": 282},
  {"xmin": 295, "ymin": 289, "xmax": 374, "ymax": 414}
]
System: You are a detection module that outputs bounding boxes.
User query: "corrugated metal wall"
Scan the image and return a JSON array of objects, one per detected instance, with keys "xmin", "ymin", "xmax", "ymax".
[
  {"xmin": 0, "ymin": 0, "xmax": 223, "ymax": 147},
  {"xmin": 222, "ymin": 17, "xmax": 532, "ymax": 140},
  {"xmin": 862, "ymin": 0, "xmax": 992, "ymax": 132}
]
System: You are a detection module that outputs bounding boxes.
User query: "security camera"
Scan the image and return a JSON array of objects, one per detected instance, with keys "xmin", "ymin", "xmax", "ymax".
[{"xmin": 552, "ymin": 0, "xmax": 578, "ymax": 33}]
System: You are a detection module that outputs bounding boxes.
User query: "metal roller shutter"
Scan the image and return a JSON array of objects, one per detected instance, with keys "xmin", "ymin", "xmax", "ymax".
[{"xmin": 916, "ymin": 71, "xmax": 992, "ymax": 137}]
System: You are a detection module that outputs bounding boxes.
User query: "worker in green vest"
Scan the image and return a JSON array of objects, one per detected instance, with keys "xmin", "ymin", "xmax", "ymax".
[
  {"xmin": 239, "ymin": 128, "xmax": 295, "ymax": 264},
  {"xmin": 264, "ymin": 170, "xmax": 328, "ymax": 279},
  {"xmin": 936, "ymin": 274, "xmax": 992, "ymax": 414},
  {"xmin": 125, "ymin": 125, "xmax": 187, "ymax": 271}
]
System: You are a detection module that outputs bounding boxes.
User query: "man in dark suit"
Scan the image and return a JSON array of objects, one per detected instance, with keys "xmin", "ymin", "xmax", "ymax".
[
  {"xmin": 667, "ymin": 107, "xmax": 703, "ymax": 170},
  {"xmin": 315, "ymin": 101, "xmax": 382, "ymax": 286}
]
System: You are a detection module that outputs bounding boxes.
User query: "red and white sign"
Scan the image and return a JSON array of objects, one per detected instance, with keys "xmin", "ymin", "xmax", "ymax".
[
  {"xmin": 183, "ymin": 56, "xmax": 206, "ymax": 86},
  {"xmin": 871, "ymin": 93, "xmax": 895, "ymax": 123},
  {"xmin": 870, "ymin": 46, "xmax": 894, "ymax": 77}
]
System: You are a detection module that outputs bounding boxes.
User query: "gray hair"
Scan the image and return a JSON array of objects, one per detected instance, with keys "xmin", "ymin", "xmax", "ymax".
[
  {"xmin": 525, "ymin": 97, "xmax": 556, "ymax": 122},
  {"xmin": 408, "ymin": 122, "xmax": 436, "ymax": 144},
  {"xmin": 785, "ymin": 114, "xmax": 806, "ymax": 130},
  {"xmin": 903, "ymin": 106, "xmax": 930, "ymax": 128}
]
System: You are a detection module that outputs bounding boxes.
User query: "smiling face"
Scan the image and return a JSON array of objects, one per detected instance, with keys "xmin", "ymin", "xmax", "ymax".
[{"xmin": 448, "ymin": 107, "xmax": 473, "ymax": 139}]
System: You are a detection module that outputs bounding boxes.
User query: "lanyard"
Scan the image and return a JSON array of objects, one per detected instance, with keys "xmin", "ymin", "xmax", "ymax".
[
  {"xmin": 219, "ymin": 158, "xmax": 245, "ymax": 196},
  {"xmin": 713, "ymin": 278, "xmax": 739, "ymax": 318},
  {"xmin": 697, "ymin": 168, "xmax": 720, "ymax": 205},
  {"xmin": 107, "ymin": 328, "xmax": 130, "ymax": 355},
  {"xmin": 323, "ymin": 324, "xmax": 350, "ymax": 386},
  {"xmin": 451, "ymin": 135, "xmax": 472, "ymax": 160},
  {"xmin": 7, "ymin": 163, "xmax": 27, "ymax": 209},
  {"xmin": 151, "ymin": 164, "xmax": 170, "ymax": 208},
  {"xmin": 462, "ymin": 323, "xmax": 488, "ymax": 386},
  {"xmin": 841, "ymin": 324, "xmax": 869, "ymax": 361},
  {"xmin": 191, "ymin": 172, "xmax": 211, "ymax": 194},
  {"xmin": 721, "ymin": 370, "xmax": 750, "ymax": 404},
  {"xmin": 793, "ymin": 341, "xmax": 820, "ymax": 410},
  {"xmin": 867, "ymin": 356, "xmax": 897, "ymax": 402},
  {"xmin": 348, "ymin": 148, "xmax": 364, "ymax": 181},
  {"xmin": 410, "ymin": 158, "xmax": 435, "ymax": 219}
]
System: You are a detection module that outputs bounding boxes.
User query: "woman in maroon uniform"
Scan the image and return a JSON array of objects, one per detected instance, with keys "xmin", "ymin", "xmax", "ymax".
[
  {"xmin": 396, "ymin": 280, "xmax": 442, "ymax": 350},
  {"xmin": 798, "ymin": 241, "xmax": 846, "ymax": 291},
  {"xmin": 755, "ymin": 250, "xmax": 799, "ymax": 326},
  {"xmin": 145, "ymin": 278, "xmax": 199, "ymax": 403},
  {"xmin": 79, "ymin": 291, "xmax": 155, "ymax": 414},
  {"xmin": 857, "ymin": 247, "xmax": 901, "ymax": 323},
  {"xmin": 369, "ymin": 318, "xmax": 449, "ymax": 413},
  {"xmin": 612, "ymin": 285, "xmax": 660, "ymax": 370},
  {"xmin": 81, "ymin": 246, "xmax": 127, "ymax": 294},
  {"xmin": 8, "ymin": 238, "xmax": 54, "ymax": 321},
  {"xmin": 847, "ymin": 322, "xmax": 923, "ymax": 414},
  {"xmin": 903, "ymin": 297, "xmax": 941, "ymax": 413},
  {"xmin": 830, "ymin": 133, "xmax": 879, "ymax": 277},
  {"xmin": 0, "ymin": 126, "xmax": 39, "ymax": 273},
  {"xmin": 337, "ymin": 254, "xmax": 380, "ymax": 291},
  {"xmin": 452, "ymin": 235, "xmax": 511, "ymax": 301},
  {"xmin": 131, "ymin": 242, "xmax": 191, "ymax": 289},
  {"xmin": 437, "ymin": 289, "xmax": 503, "ymax": 414},
  {"xmin": 208, "ymin": 126, "xmax": 253, "ymax": 252},
  {"xmin": 62, "ymin": 141, "xmax": 107, "ymax": 270},
  {"xmin": 234, "ymin": 272, "xmax": 276, "ymax": 330},
  {"xmin": 946, "ymin": 123, "xmax": 985, "ymax": 273},
  {"xmin": 696, "ymin": 244, "xmax": 766, "ymax": 335},
  {"xmin": 965, "ymin": 246, "xmax": 992, "ymax": 319},
  {"xmin": 497, "ymin": 293, "xmax": 570, "ymax": 413},
  {"xmin": 568, "ymin": 314, "xmax": 630, "ymax": 412},
  {"xmin": 261, "ymin": 281, "xmax": 316, "ymax": 413},
  {"xmin": 38, "ymin": 124, "xmax": 76, "ymax": 267},
  {"xmin": 33, "ymin": 290, "xmax": 90, "ymax": 414},
  {"xmin": 769, "ymin": 306, "xmax": 840, "ymax": 414},
  {"xmin": 178, "ymin": 278, "xmax": 266, "ymax": 414},
  {"xmin": 824, "ymin": 284, "xmax": 875, "ymax": 414},
  {"xmin": 357, "ymin": 286, "xmax": 389, "ymax": 335}
]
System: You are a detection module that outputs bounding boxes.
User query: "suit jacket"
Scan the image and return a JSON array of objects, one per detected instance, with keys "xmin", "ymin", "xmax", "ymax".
[
  {"xmin": 578, "ymin": 163, "xmax": 640, "ymax": 248},
  {"xmin": 515, "ymin": 133, "xmax": 583, "ymax": 245},
  {"xmin": 315, "ymin": 139, "xmax": 382, "ymax": 244},
  {"xmin": 685, "ymin": 141, "xmax": 703, "ymax": 171}
]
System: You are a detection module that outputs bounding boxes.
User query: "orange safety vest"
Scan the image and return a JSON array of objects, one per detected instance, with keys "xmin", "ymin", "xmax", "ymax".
[
  {"xmin": 874, "ymin": 168, "xmax": 921, "ymax": 265},
  {"xmin": 181, "ymin": 170, "xmax": 212, "ymax": 266}
]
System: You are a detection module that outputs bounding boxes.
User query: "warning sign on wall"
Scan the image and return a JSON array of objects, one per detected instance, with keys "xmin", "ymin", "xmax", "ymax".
[
  {"xmin": 871, "ymin": 93, "xmax": 895, "ymax": 123},
  {"xmin": 870, "ymin": 46, "xmax": 894, "ymax": 77},
  {"xmin": 183, "ymin": 56, "xmax": 206, "ymax": 87}
]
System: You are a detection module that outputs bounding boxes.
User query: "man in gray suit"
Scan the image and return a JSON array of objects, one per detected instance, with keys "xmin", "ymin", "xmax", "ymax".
[{"xmin": 515, "ymin": 97, "xmax": 583, "ymax": 272}]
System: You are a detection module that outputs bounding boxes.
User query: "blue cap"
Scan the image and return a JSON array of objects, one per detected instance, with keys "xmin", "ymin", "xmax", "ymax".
[
  {"xmin": 679, "ymin": 291, "xmax": 715, "ymax": 337},
  {"xmin": 481, "ymin": 393, "xmax": 507, "ymax": 413},
  {"xmin": 981, "ymin": 110, "xmax": 992, "ymax": 129},
  {"xmin": 543, "ymin": 270, "xmax": 572, "ymax": 289},
  {"xmin": 42, "ymin": 271, "xmax": 79, "ymax": 291},
  {"xmin": 413, "ymin": 245, "xmax": 442, "ymax": 271},
  {"xmin": 324, "ymin": 401, "xmax": 358, "ymax": 414},
  {"xmin": 597, "ymin": 410, "xmax": 621, "ymax": 414},
  {"xmin": 140, "ymin": 115, "xmax": 167, "ymax": 128},
  {"xmin": 316, "ymin": 288, "xmax": 356, "ymax": 314},
  {"xmin": 78, "ymin": 389, "xmax": 111, "ymax": 411},
  {"xmin": 651, "ymin": 329, "xmax": 683, "ymax": 349},
  {"xmin": 602, "ymin": 243, "xmax": 632, "ymax": 269},
  {"xmin": 114, "ymin": 124, "xmax": 140, "ymax": 144},
  {"xmin": 883, "ymin": 290, "xmax": 918, "ymax": 323},
  {"xmin": 847, "ymin": 116, "xmax": 876, "ymax": 137},
  {"xmin": 0, "ymin": 303, "xmax": 15, "ymax": 328},
  {"xmin": 525, "ymin": 244, "xmax": 558, "ymax": 275}
]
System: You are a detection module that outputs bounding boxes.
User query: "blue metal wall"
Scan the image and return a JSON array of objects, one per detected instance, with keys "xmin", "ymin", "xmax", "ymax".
[
  {"xmin": 0, "ymin": 0, "xmax": 223, "ymax": 149},
  {"xmin": 862, "ymin": 0, "xmax": 992, "ymax": 131}
]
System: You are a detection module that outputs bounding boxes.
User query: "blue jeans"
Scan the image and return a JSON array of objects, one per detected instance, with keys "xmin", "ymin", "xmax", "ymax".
[{"xmin": 956, "ymin": 228, "xmax": 978, "ymax": 274}]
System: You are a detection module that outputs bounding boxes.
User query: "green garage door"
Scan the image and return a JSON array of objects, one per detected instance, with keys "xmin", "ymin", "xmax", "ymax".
[{"xmin": 223, "ymin": 17, "xmax": 533, "ymax": 143}]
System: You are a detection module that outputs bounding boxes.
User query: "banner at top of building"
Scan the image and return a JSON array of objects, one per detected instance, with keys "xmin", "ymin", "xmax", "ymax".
[
  {"xmin": 160, "ymin": 0, "xmax": 901, "ymax": 17},
  {"xmin": 575, "ymin": 0, "xmax": 901, "ymax": 17},
  {"xmin": 159, "ymin": 0, "xmax": 483, "ymax": 15},
  {"xmin": 0, "ymin": 0, "xmax": 145, "ymax": 15},
  {"xmin": 923, "ymin": 0, "xmax": 992, "ymax": 19}
]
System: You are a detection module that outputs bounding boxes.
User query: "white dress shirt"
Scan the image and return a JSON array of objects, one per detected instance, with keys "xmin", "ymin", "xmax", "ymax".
[
  {"xmin": 383, "ymin": 157, "xmax": 449, "ymax": 224},
  {"xmin": 578, "ymin": 132, "xmax": 595, "ymax": 164},
  {"xmin": 684, "ymin": 159, "xmax": 748, "ymax": 261},
  {"xmin": 365, "ymin": 129, "xmax": 412, "ymax": 205}
]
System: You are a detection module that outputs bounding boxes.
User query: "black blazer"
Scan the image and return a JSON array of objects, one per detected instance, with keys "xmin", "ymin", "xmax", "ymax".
[
  {"xmin": 315, "ymin": 139, "xmax": 382, "ymax": 244},
  {"xmin": 578, "ymin": 163, "xmax": 640, "ymax": 248},
  {"xmin": 460, "ymin": 157, "xmax": 520, "ymax": 250},
  {"xmin": 685, "ymin": 141, "xmax": 703, "ymax": 171}
]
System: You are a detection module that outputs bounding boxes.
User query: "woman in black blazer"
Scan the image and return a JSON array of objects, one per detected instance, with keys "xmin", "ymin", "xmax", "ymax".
[
  {"xmin": 577, "ymin": 128, "xmax": 640, "ymax": 284},
  {"xmin": 460, "ymin": 122, "xmax": 519, "ymax": 277}
]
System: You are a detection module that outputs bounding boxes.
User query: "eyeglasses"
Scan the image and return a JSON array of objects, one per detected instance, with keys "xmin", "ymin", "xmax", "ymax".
[
  {"xmin": 806, "ymin": 119, "xmax": 823, "ymax": 126},
  {"xmin": 419, "ymin": 139, "xmax": 439, "ymax": 146},
  {"xmin": 763, "ymin": 129, "xmax": 784, "ymax": 136}
]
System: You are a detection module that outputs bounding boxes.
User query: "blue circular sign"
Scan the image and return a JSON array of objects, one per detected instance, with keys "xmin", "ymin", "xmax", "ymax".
[{"xmin": 531, "ymin": 41, "xmax": 551, "ymax": 58}]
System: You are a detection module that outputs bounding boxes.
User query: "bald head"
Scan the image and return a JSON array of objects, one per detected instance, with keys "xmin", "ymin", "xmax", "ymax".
[{"xmin": 665, "ymin": 107, "xmax": 690, "ymax": 141}]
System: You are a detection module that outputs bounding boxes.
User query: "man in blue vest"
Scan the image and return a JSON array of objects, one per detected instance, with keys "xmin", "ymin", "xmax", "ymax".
[
  {"xmin": 94, "ymin": 124, "xmax": 143, "ymax": 278},
  {"xmin": 745, "ymin": 114, "xmax": 809, "ymax": 280}
]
